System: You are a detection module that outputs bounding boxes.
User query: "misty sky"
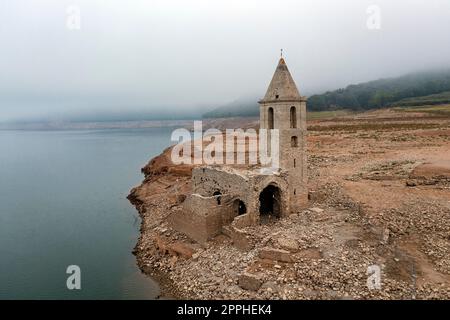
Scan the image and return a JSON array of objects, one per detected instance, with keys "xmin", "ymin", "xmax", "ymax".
[{"xmin": 1, "ymin": 0, "xmax": 450, "ymax": 122}]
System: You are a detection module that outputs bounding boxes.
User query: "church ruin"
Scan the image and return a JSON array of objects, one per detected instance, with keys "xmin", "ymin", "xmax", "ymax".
[{"xmin": 170, "ymin": 57, "xmax": 308, "ymax": 243}]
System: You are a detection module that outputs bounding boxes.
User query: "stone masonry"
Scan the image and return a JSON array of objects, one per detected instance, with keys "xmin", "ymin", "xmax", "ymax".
[{"xmin": 170, "ymin": 57, "xmax": 308, "ymax": 244}]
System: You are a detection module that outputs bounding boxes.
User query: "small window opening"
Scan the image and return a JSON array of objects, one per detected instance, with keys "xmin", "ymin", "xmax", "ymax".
[
  {"xmin": 290, "ymin": 106, "xmax": 297, "ymax": 128},
  {"xmin": 213, "ymin": 191, "xmax": 222, "ymax": 205},
  {"xmin": 268, "ymin": 107, "xmax": 274, "ymax": 130},
  {"xmin": 234, "ymin": 199, "xmax": 247, "ymax": 216}
]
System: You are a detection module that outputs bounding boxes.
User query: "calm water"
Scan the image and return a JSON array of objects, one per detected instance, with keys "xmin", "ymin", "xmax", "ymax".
[{"xmin": 0, "ymin": 128, "xmax": 174, "ymax": 299}]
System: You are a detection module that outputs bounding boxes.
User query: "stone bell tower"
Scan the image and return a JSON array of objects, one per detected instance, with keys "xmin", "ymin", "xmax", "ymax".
[{"xmin": 258, "ymin": 57, "xmax": 308, "ymax": 212}]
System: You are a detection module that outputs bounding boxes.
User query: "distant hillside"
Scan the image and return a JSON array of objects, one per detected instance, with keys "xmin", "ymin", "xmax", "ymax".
[
  {"xmin": 203, "ymin": 69, "xmax": 450, "ymax": 118},
  {"xmin": 308, "ymin": 70, "xmax": 450, "ymax": 111}
]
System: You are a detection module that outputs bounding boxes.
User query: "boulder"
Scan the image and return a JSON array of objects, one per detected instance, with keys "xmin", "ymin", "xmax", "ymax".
[
  {"xmin": 406, "ymin": 180, "xmax": 417, "ymax": 187},
  {"xmin": 238, "ymin": 272, "xmax": 262, "ymax": 291},
  {"xmin": 259, "ymin": 247, "xmax": 294, "ymax": 263}
]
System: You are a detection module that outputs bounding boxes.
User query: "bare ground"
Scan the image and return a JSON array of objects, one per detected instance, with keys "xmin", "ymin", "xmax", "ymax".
[{"xmin": 128, "ymin": 108, "xmax": 450, "ymax": 299}]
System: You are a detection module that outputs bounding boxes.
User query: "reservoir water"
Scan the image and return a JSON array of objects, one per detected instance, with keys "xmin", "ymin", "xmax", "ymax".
[{"xmin": 0, "ymin": 128, "xmax": 174, "ymax": 299}]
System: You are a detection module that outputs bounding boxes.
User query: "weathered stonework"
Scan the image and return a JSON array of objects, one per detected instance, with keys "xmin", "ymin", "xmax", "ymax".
[{"xmin": 170, "ymin": 57, "xmax": 308, "ymax": 244}]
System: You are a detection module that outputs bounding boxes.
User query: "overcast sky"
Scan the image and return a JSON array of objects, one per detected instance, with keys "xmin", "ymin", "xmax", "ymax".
[{"xmin": 1, "ymin": 0, "xmax": 450, "ymax": 122}]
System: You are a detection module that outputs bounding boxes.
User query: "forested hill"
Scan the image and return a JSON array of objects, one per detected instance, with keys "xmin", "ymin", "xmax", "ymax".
[
  {"xmin": 202, "ymin": 69, "xmax": 450, "ymax": 118},
  {"xmin": 308, "ymin": 69, "xmax": 450, "ymax": 111}
]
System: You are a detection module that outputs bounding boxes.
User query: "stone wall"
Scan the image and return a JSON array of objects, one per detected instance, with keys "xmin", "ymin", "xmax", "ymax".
[
  {"xmin": 193, "ymin": 166, "xmax": 291, "ymax": 222},
  {"xmin": 259, "ymin": 99, "xmax": 308, "ymax": 213},
  {"xmin": 172, "ymin": 164, "xmax": 301, "ymax": 244},
  {"xmin": 169, "ymin": 194, "xmax": 223, "ymax": 243}
]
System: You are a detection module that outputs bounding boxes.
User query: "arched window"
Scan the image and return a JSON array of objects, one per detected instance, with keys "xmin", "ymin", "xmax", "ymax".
[
  {"xmin": 268, "ymin": 107, "xmax": 274, "ymax": 129},
  {"xmin": 290, "ymin": 106, "xmax": 297, "ymax": 128},
  {"xmin": 233, "ymin": 199, "xmax": 247, "ymax": 216},
  {"xmin": 291, "ymin": 136, "xmax": 298, "ymax": 147}
]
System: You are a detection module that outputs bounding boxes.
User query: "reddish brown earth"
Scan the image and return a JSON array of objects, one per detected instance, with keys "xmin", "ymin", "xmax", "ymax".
[{"xmin": 129, "ymin": 108, "xmax": 450, "ymax": 299}]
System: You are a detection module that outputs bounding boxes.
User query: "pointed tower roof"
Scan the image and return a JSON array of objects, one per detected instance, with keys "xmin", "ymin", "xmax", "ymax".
[{"xmin": 259, "ymin": 58, "xmax": 301, "ymax": 103}]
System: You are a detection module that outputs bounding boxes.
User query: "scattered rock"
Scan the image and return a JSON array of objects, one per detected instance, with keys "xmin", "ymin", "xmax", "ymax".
[
  {"xmin": 167, "ymin": 242, "xmax": 194, "ymax": 258},
  {"xmin": 153, "ymin": 234, "xmax": 169, "ymax": 254},
  {"xmin": 131, "ymin": 115, "xmax": 450, "ymax": 300},
  {"xmin": 261, "ymin": 281, "xmax": 279, "ymax": 293},
  {"xmin": 192, "ymin": 253, "xmax": 200, "ymax": 260}
]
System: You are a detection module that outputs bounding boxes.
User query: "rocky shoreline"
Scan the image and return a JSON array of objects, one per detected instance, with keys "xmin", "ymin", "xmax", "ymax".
[{"xmin": 128, "ymin": 110, "xmax": 450, "ymax": 299}]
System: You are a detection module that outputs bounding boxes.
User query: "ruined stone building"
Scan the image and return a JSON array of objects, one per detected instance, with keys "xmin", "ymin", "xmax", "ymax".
[{"xmin": 170, "ymin": 57, "xmax": 307, "ymax": 243}]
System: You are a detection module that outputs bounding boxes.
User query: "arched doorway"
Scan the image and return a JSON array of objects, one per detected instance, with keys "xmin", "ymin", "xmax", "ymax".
[{"xmin": 259, "ymin": 184, "xmax": 281, "ymax": 223}]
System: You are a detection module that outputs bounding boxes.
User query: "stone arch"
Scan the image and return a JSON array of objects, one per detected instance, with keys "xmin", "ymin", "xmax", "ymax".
[{"xmin": 259, "ymin": 184, "xmax": 282, "ymax": 222}]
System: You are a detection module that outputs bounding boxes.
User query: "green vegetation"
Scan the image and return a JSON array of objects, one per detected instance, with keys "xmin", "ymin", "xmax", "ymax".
[
  {"xmin": 392, "ymin": 91, "xmax": 450, "ymax": 107},
  {"xmin": 308, "ymin": 70, "xmax": 450, "ymax": 111}
]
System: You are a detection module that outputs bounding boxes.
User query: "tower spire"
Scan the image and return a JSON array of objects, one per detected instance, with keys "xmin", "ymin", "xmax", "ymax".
[{"xmin": 259, "ymin": 55, "xmax": 301, "ymax": 103}]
